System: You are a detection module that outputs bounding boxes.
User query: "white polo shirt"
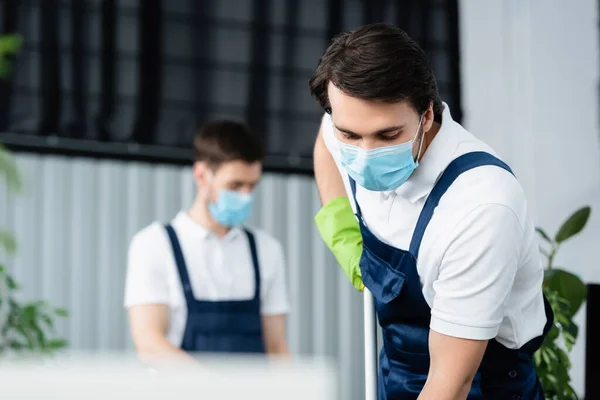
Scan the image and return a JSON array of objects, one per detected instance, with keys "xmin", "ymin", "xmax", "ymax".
[
  {"xmin": 322, "ymin": 103, "xmax": 547, "ymax": 349},
  {"xmin": 124, "ymin": 211, "xmax": 290, "ymax": 347}
]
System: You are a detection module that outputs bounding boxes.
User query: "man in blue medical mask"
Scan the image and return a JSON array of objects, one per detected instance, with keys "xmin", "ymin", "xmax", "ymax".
[
  {"xmin": 125, "ymin": 120, "xmax": 290, "ymax": 362},
  {"xmin": 310, "ymin": 23, "xmax": 553, "ymax": 399}
]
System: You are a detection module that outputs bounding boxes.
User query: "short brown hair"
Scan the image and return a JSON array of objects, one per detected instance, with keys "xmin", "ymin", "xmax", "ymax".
[
  {"xmin": 309, "ymin": 23, "xmax": 443, "ymax": 121},
  {"xmin": 193, "ymin": 120, "xmax": 264, "ymax": 167}
]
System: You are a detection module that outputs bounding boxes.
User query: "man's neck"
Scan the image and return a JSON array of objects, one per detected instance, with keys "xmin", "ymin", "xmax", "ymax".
[{"xmin": 188, "ymin": 197, "xmax": 230, "ymax": 238}]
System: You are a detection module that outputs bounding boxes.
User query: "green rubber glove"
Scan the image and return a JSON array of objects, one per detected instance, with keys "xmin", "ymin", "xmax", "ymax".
[{"xmin": 314, "ymin": 197, "xmax": 364, "ymax": 291}]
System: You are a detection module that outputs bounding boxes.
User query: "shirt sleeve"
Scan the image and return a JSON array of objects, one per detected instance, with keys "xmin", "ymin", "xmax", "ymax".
[
  {"xmin": 319, "ymin": 112, "xmax": 356, "ymax": 206},
  {"xmin": 429, "ymin": 203, "xmax": 524, "ymax": 340},
  {"xmin": 260, "ymin": 239, "xmax": 291, "ymax": 316},
  {"xmin": 124, "ymin": 225, "xmax": 170, "ymax": 308},
  {"xmin": 320, "ymin": 112, "xmax": 342, "ymax": 164}
]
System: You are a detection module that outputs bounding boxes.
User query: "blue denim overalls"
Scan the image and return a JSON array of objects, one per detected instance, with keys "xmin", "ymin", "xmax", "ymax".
[
  {"xmin": 164, "ymin": 224, "xmax": 266, "ymax": 353},
  {"xmin": 350, "ymin": 152, "xmax": 553, "ymax": 400}
]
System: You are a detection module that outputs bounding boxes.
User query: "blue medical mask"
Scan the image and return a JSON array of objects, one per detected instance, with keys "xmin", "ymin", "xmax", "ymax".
[
  {"xmin": 337, "ymin": 116, "xmax": 425, "ymax": 191},
  {"xmin": 208, "ymin": 189, "xmax": 254, "ymax": 227}
]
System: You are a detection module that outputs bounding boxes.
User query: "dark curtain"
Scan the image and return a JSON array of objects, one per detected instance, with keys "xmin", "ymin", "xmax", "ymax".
[{"xmin": 0, "ymin": 0, "xmax": 461, "ymax": 174}]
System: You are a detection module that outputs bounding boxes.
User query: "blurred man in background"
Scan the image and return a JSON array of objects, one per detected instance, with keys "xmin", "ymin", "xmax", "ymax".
[{"xmin": 124, "ymin": 121, "xmax": 290, "ymax": 362}]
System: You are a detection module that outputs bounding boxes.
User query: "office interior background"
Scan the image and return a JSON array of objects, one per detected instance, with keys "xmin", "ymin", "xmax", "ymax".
[{"xmin": 0, "ymin": 0, "xmax": 599, "ymax": 399}]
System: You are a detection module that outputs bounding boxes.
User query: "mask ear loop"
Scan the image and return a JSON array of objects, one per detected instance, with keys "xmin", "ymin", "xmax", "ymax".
[{"xmin": 414, "ymin": 115, "xmax": 426, "ymax": 162}]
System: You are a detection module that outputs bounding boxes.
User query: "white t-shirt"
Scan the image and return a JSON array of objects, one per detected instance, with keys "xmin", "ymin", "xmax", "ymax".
[
  {"xmin": 124, "ymin": 211, "xmax": 290, "ymax": 347},
  {"xmin": 322, "ymin": 103, "xmax": 547, "ymax": 349}
]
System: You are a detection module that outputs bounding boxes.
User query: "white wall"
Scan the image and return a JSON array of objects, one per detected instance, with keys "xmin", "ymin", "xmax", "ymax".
[{"xmin": 460, "ymin": 0, "xmax": 600, "ymax": 394}]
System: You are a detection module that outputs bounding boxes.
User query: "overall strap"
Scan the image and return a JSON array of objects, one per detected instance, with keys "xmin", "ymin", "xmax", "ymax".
[
  {"xmin": 243, "ymin": 228, "xmax": 261, "ymax": 300},
  {"xmin": 164, "ymin": 224, "xmax": 196, "ymax": 306},
  {"xmin": 349, "ymin": 177, "xmax": 363, "ymax": 219},
  {"xmin": 408, "ymin": 152, "xmax": 514, "ymax": 259}
]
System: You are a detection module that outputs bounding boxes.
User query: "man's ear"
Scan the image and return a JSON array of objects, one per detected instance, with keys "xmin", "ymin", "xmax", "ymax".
[
  {"xmin": 423, "ymin": 103, "xmax": 435, "ymax": 132},
  {"xmin": 193, "ymin": 161, "xmax": 209, "ymax": 186}
]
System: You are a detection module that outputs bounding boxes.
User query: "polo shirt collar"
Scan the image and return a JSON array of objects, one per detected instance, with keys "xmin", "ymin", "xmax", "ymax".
[
  {"xmin": 174, "ymin": 211, "xmax": 242, "ymax": 241},
  {"xmin": 392, "ymin": 102, "xmax": 460, "ymax": 203}
]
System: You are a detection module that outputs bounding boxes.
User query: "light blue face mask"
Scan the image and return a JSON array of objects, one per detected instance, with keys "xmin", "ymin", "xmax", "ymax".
[
  {"xmin": 208, "ymin": 189, "xmax": 253, "ymax": 227},
  {"xmin": 338, "ymin": 116, "xmax": 425, "ymax": 192}
]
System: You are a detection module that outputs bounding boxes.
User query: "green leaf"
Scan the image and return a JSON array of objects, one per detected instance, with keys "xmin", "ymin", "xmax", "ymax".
[
  {"xmin": 536, "ymin": 227, "xmax": 552, "ymax": 243},
  {"xmin": 8, "ymin": 297, "xmax": 20, "ymax": 311},
  {"xmin": 564, "ymin": 335, "xmax": 576, "ymax": 352},
  {"xmin": 0, "ymin": 34, "xmax": 23, "ymax": 54},
  {"xmin": 563, "ymin": 320, "xmax": 579, "ymax": 341},
  {"xmin": 544, "ymin": 269, "xmax": 559, "ymax": 287},
  {"xmin": 14, "ymin": 324, "xmax": 32, "ymax": 344},
  {"xmin": 0, "ymin": 143, "xmax": 22, "ymax": 192},
  {"xmin": 562, "ymin": 321, "xmax": 578, "ymax": 352},
  {"xmin": 39, "ymin": 313, "xmax": 55, "ymax": 330},
  {"xmin": 9, "ymin": 342, "xmax": 24, "ymax": 351},
  {"xmin": 547, "ymin": 325, "xmax": 560, "ymax": 341},
  {"xmin": 23, "ymin": 303, "xmax": 38, "ymax": 319},
  {"xmin": 564, "ymin": 384, "xmax": 578, "ymax": 399},
  {"xmin": 5, "ymin": 274, "xmax": 19, "ymax": 290},
  {"xmin": 546, "ymin": 268, "xmax": 587, "ymax": 317},
  {"xmin": 0, "ymin": 34, "xmax": 23, "ymax": 79},
  {"xmin": 54, "ymin": 307, "xmax": 69, "ymax": 317},
  {"xmin": 542, "ymin": 349, "xmax": 551, "ymax": 365},
  {"xmin": 545, "ymin": 373, "xmax": 558, "ymax": 385},
  {"xmin": 8, "ymin": 340, "xmax": 28, "ymax": 352},
  {"xmin": 555, "ymin": 206, "xmax": 591, "ymax": 243},
  {"xmin": 0, "ymin": 230, "xmax": 16, "ymax": 254},
  {"xmin": 28, "ymin": 300, "xmax": 49, "ymax": 315},
  {"xmin": 534, "ymin": 350, "xmax": 541, "ymax": 366},
  {"xmin": 46, "ymin": 339, "xmax": 68, "ymax": 350},
  {"xmin": 32, "ymin": 323, "xmax": 47, "ymax": 348},
  {"xmin": 556, "ymin": 313, "xmax": 570, "ymax": 326}
]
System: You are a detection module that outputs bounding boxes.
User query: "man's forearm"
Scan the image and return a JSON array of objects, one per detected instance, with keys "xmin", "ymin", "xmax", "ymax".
[
  {"xmin": 314, "ymin": 128, "xmax": 346, "ymax": 205},
  {"xmin": 418, "ymin": 376, "xmax": 472, "ymax": 400},
  {"xmin": 418, "ymin": 331, "xmax": 486, "ymax": 400},
  {"xmin": 313, "ymin": 128, "xmax": 364, "ymax": 291}
]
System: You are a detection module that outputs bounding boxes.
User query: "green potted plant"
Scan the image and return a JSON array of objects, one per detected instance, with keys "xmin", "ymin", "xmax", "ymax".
[
  {"xmin": 0, "ymin": 33, "xmax": 22, "ymax": 78},
  {"xmin": 0, "ymin": 145, "xmax": 69, "ymax": 356},
  {"xmin": 1, "ymin": 33, "xmax": 69, "ymax": 356},
  {"xmin": 534, "ymin": 206, "xmax": 591, "ymax": 399}
]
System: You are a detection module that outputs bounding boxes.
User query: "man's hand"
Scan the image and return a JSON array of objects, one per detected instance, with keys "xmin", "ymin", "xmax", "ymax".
[
  {"xmin": 314, "ymin": 197, "xmax": 364, "ymax": 291},
  {"xmin": 128, "ymin": 304, "xmax": 195, "ymax": 364},
  {"xmin": 418, "ymin": 330, "xmax": 487, "ymax": 400}
]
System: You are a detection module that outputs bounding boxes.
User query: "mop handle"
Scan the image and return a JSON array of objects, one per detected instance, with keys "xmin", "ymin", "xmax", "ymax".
[{"xmin": 364, "ymin": 289, "xmax": 378, "ymax": 400}]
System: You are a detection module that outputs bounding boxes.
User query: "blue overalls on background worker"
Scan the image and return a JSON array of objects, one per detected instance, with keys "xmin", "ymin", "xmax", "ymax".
[
  {"xmin": 124, "ymin": 121, "xmax": 290, "ymax": 361},
  {"xmin": 311, "ymin": 23, "xmax": 553, "ymax": 399}
]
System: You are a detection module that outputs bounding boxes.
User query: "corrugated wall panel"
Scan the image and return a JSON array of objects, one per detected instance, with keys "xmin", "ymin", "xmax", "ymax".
[{"xmin": 0, "ymin": 153, "xmax": 365, "ymax": 399}]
